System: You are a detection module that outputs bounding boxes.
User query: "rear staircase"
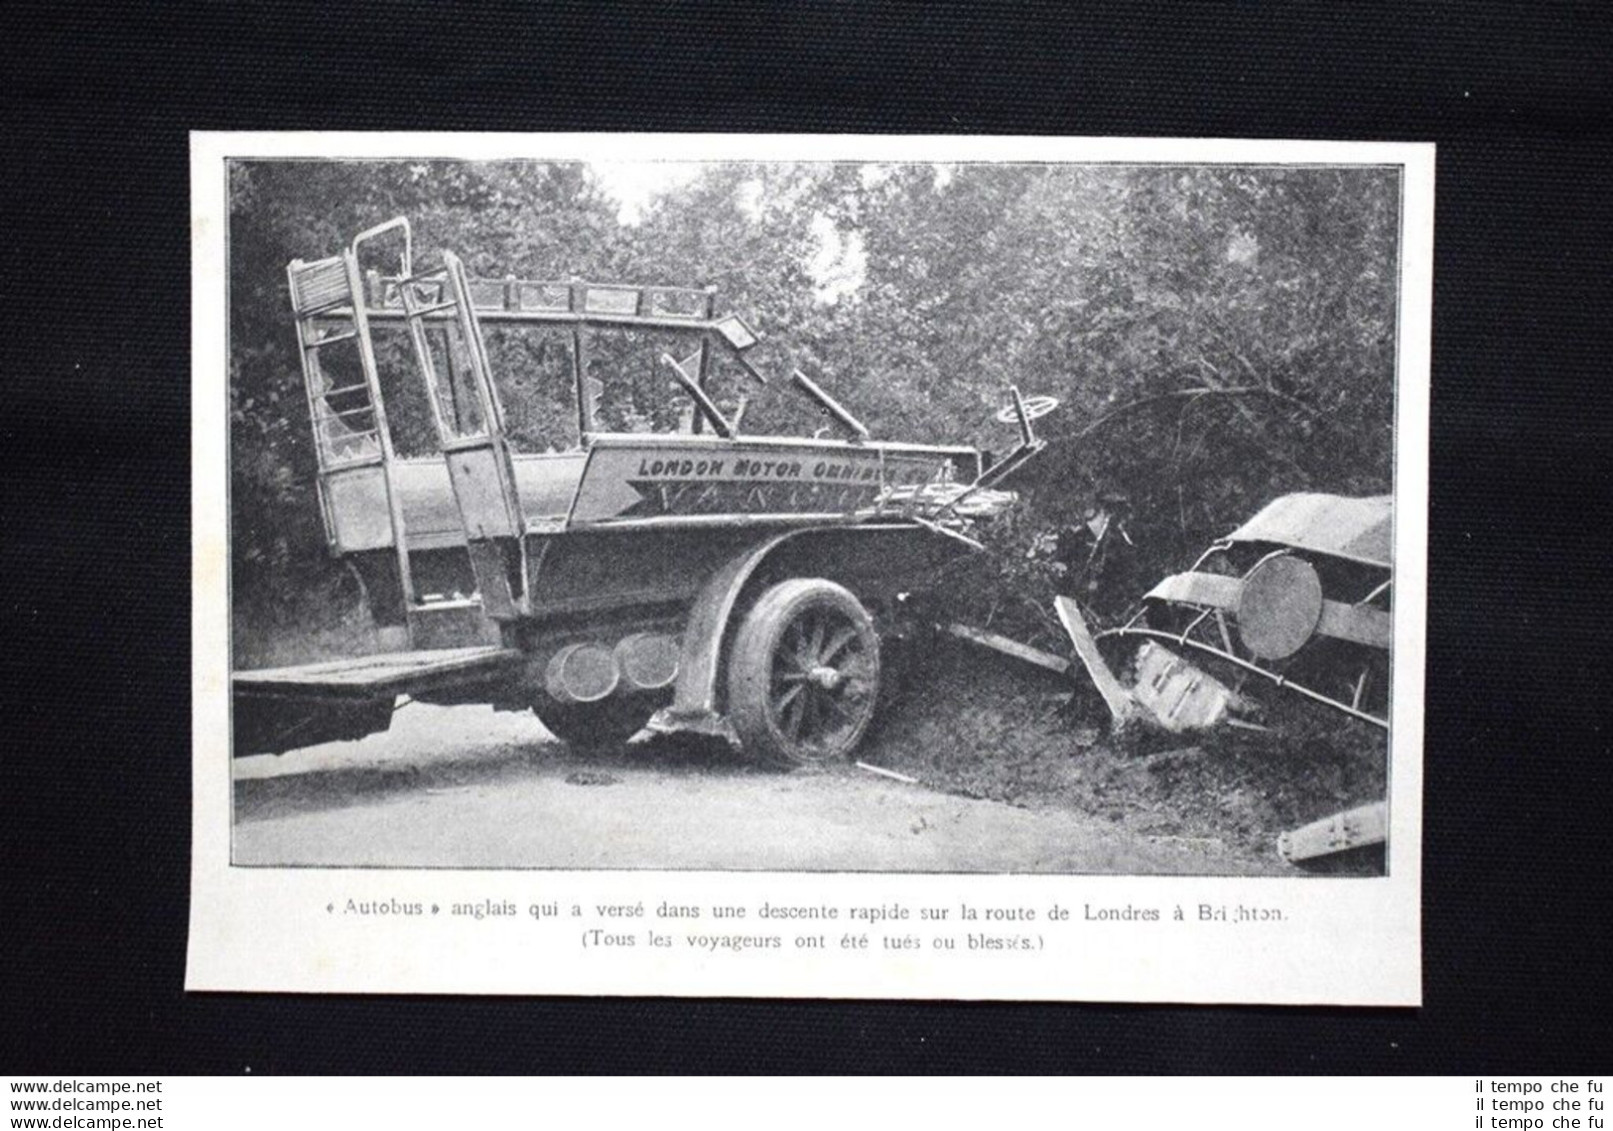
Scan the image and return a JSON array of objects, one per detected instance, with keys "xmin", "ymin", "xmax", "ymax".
[{"xmin": 233, "ymin": 222, "xmax": 519, "ymax": 754}]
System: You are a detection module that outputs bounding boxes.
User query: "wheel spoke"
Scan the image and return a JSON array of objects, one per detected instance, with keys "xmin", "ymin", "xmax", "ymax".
[
  {"xmin": 781, "ymin": 621, "xmax": 801, "ymax": 657},
  {"xmin": 799, "ymin": 689, "xmax": 821, "ymax": 739},
  {"xmin": 774, "ymin": 631, "xmax": 808, "ymax": 676},
  {"xmin": 806, "ymin": 616, "xmax": 828, "ymax": 665},
  {"xmin": 788, "ymin": 620, "xmax": 816, "ymax": 668},
  {"xmin": 820, "ymin": 624, "xmax": 859, "ymax": 665},
  {"xmin": 819, "ymin": 692, "xmax": 851, "ymax": 720},
  {"xmin": 781, "ymin": 691, "xmax": 806, "ymax": 738},
  {"xmin": 803, "ymin": 694, "xmax": 820, "ymax": 738},
  {"xmin": 774, "ymin": 683, "xmax": 805, "ymax": 714}
]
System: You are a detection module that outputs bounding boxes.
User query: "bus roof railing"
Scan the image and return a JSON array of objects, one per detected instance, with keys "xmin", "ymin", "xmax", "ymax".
[
  {"xmin": 364, "ymin": 273, "xmax": 719, "ymax": 326},
  {"xmin": 327, "ymin": 270, "xmax": 768, "ymax": 381}
]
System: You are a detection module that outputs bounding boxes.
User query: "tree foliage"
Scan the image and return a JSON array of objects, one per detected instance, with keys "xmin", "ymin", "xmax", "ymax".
[{"xmin": 229, "ymin": 159, "xmax": 1398, "ymax": 638}]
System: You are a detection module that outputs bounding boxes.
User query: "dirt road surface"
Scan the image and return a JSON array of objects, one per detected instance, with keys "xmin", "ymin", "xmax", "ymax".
[{"xmin": 232, "ymin": 703, "xmax": 1287, "ymax": 874}]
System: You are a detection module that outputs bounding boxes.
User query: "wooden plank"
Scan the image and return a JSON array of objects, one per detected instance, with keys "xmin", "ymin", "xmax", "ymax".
[
  {"xmin": 1317, "ymin": 599, "xmax": 1393, "ymax": 650},
  {"xmin": 234, "ymin": 646, "xmax": 522, "ymax": 700},
  {"xmin": 1131, "ymin": 640, "xmax": 1233, "ymax": 732},
  {"xmin": 1277, "ymin": 800, "xmax": 1388, "ymax": 863},
  {"xmin": 941, "ymin": 622, "xmax": 1070, "ymax": 676},
  {"xmin": 1143, "ymin": 570, "xmax": 1242, "ymax": 610},
  {"xmin": 239, "ymin": 645, "xmax": 514, "ymax": 680},
  {"xmin": 856, "ymin": 761, "xmax": 918, "ymax": 784},
  {"xmin": 1131, "ymin": 745, "xmax": 1209, "ymax": 773},
  {"xmin": 1052, "ymin": 596, "xmax": 1136, "ymax": 723}
]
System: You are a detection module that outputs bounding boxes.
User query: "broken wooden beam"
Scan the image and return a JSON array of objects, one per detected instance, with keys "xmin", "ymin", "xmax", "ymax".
[
  {"xmin": 1053, "ymin": 596, "xmax": 1137, "ymax": 725},
  {"xmin": 1277, "ymin": 800, "xmax": 1388, "ymax": 863},
  {"xmin": 1131, "ymin": 745, "xmax": 1210, "ymax": 773},
  {"xmin": 940, "ymin": 622, "xmax": 1070, "ymax": 676},
  {"xmin": 935, "ymin": 622, "xmax": 1071, "ymax": 674},
  {"xmin": 856, "ymin": 761, "xmax": 918, "ymax": 784}
]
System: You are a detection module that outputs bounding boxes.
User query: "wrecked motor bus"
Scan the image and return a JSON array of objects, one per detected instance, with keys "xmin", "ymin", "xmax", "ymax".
[{"xmin": 233, "ymin": 218, "xmax": 1053, "ymax": 768}]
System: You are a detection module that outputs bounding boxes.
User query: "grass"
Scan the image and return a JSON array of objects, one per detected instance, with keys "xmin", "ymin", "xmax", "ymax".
[{"xmin": 869, "ymin": 633, "xmax": 1388, "ymax": 872}]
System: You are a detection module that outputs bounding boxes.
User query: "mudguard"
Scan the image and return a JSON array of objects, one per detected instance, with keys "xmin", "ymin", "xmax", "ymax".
[
  {"xmin": 648, "ymin": 521, "xmax": 980, "ymax": 739},
  {"xmin": 649, "ymin": 530, "xmax": 803, "ymax": 738}
]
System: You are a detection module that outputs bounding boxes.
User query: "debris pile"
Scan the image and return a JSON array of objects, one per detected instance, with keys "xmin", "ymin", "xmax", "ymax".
[{"xmin": 932, "ymin": 492, "xmax": 1394, "ymax": 868}]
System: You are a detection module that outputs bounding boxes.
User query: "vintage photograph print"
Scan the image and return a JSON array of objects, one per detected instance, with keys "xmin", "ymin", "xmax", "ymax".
[{"xmin": 194, "ymin": 135, "xmax": 1429, "ymax": 1001}]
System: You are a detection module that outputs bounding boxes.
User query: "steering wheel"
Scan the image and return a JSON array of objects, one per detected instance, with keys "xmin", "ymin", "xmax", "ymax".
[{"xmin": 995, "ymin": 394, "xmax": 1060, "ymax": 423}]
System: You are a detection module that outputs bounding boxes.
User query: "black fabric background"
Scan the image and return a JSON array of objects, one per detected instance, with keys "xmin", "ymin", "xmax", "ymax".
[{"xmin": 4, "ymin": 1, "xmax": 1609, "ymax": 1074}]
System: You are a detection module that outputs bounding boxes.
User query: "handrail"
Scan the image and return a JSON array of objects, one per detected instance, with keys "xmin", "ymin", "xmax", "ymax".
[
  {"xmin": 789, "ymin": 370, "xmax": 869, "ymax": 440},
  {"xmin": 368, "ymin": 272, "xmax": 712, "ymax": 320},
  {"xmin": 350, "ymin": 217, "xmax": 412, "ymax": 279},
  {"xmin": 661, "ymin": 352, "xmax": 734, "ymax": 438},
  {"xmin": 345, "ymin": 251, "xmax": 774, "ymax": 387},
  {"xmin": 353, "ymin": 305, "xmax": 731, "ymax": 333}
]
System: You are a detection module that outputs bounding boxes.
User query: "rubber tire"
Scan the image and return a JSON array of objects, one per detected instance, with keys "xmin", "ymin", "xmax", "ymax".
[
  {"xmin": 535, "ymin": 698, "xmax": 655, "ymax": 751},
  {"xmin": 727, "ymin": 578, "xmax": 882, "ymax": 769}
]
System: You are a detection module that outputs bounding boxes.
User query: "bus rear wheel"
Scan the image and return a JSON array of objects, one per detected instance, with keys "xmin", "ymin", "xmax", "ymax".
[{"xmin": 534, "ymin": 697, "xmax": 655, "ymax": 751}]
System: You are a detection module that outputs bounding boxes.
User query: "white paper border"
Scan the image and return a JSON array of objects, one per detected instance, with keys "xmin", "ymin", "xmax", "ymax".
[{"xmin": 190, "ymin": 132, "xmax": 1431, "ymax": 1003}]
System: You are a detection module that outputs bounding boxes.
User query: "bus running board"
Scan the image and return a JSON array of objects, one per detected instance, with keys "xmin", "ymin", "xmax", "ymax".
[{"xmin": 233, "ymin": 645, "xmax": 522, "ymax": 701}]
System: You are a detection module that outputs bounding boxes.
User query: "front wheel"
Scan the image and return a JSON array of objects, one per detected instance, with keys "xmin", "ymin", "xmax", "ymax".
[{"xmin": 727, "ymin": 578, "xmax": 882, "ymax": 769}]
